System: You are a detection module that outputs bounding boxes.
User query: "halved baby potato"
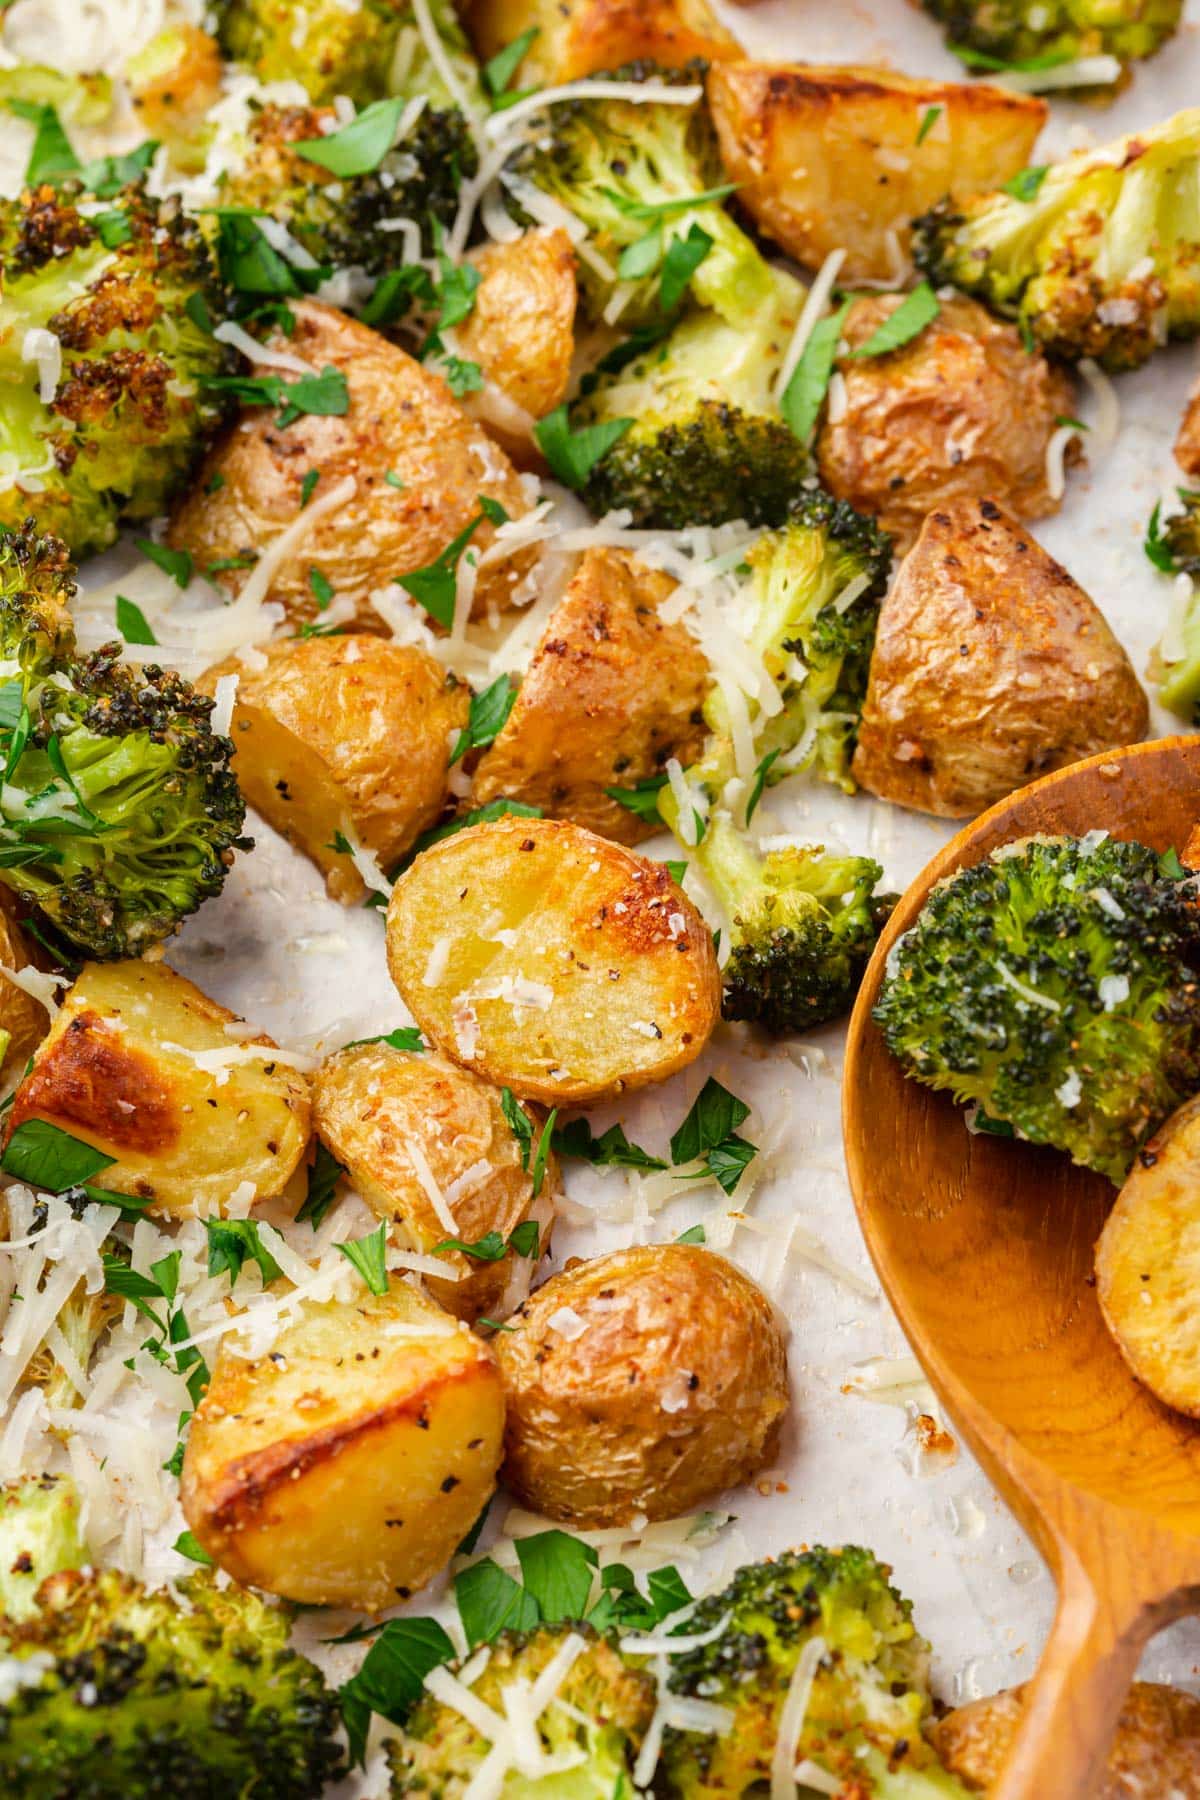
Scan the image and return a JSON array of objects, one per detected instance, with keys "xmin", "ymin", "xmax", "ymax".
[
  {"xmin": 312, "ymin": 1042, "xmax": 556, "ymax": 1321},
  {"xmin": 385, "ymin": 816, "xmax": 720, "ymax": 1103},
  {"xmin": 0, "ymin": 896, "xmax": 52, "ymax": 1078},
  {"xmin": 457, "ymin": 229, "xmax": 578, "ymax": 460},
  {"xmin": 1177, "ymin": 379, "xmax": 1200, "ymax": 478},
  {"xmin": 464, "ymin": 0, "xmax": 735, "ymax": 85},
  {"xmin": 6, "ymin": 960, "xmax": 311, "ymax": 1217},
  {"xmin": 181, "ymin": 1280, "xmax": 504, "ymax": 1609},
  {"xmin": 1096, "ymin": 1093, "xmax": 1200, "ymax": 1416},
  {"xmin": 201, "ymin": 637, "xmax": 469, "ymax": 904},
  {"xmin": 707, "ymin": 62, "xmax": 1046, "ymax": 283},
  {"xmin": 495, "ymin": 1244, "xmax": 790, "ymax": 1526}
]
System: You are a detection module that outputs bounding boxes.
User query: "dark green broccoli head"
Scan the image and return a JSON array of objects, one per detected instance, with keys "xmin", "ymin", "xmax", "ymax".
[
  {"xmin": 0, "ymin": 1476, "xmax": 85, "ymax": 1624},
  {"xmin": 661, "ymin": 1545, "xmax": 967, "ymax": 1797},
  {"xmin": 214, "ymin": 0, "xmax": 484, "ymax": 110},
  {"xmin": 913, "ymin": 107, "xmax": 1200, "ymax": 371},
  {"xmin": 0, "ymin": 1567, "xmax": 345, "ymax": 1798},
  {"xmin": 387, "ymin": 1622, "xmax": 657, "ymax": 1797},
  {"xmin": 919, "ymin": 0, "xmax": 1182, "ymax": 78},
  {"xmin": 1163, "ymin": 489, "xmax": 1200, "ymax": 576},
  {"xmin": 0, "ymin": 519, "xmax": 78, "ymax": 675},
  {"xmin": 874, "ymin": 833, "xmax": 1200, "ymax": 1182},
  {"xmin": 0, "ymin": 182, "xmax": 231, "ymax": 559}
]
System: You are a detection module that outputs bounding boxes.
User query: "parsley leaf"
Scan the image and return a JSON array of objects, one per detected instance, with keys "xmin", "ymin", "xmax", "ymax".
[
  {"xmin": 534, "ymin": 405, "xmax": 633, "ymax": 490},
  {"xmin": 279, "ymin": 365, "xmax": 350, "ymax": 428},
  {"xmin": 92, "ymin": 208, "xmax": 132, "ymax": 249},
  {"xmin": 602, "ymin": 183, "xmax": 737, "ymax": 222},
  {"xmin": 676, "ymin": 1223, "xmax": 706, "ymax": 1244},
  {"xmin": 516, "ymin": 1530, "xmax": 596, "ymax": 1622},
  {"xmin": 439, "ymin": 354, "xmax": 483, "ymax": 396},
  {"xmin": 9, "ymin": 99, "xmax": 79, "ymax": 185},
  {"xmin": 362, "ymin": 264, "xmax": 434, "ymax": 327},
  {"xmin": 433, "ymin": 1230, "xmax": 507, "ymax": 1261},
  {"xmin": 670, "ymin": 1077, "xmax": 751, "ymax": 1164},
  {"xmin": 665, "ymin": 859, "xmax": 687, "ymax": 886},
  {"xmin": 1145, "ymin": 501, "xmax": 1177, "ymax": 573},
  {"xmin": 745, "ymin": 748, "xmax": 780, "ymax": 824},
  {"xmin": 339, "ymin": 1618, "xmax": 456, "ymax": 1764},
  {"xmin": 509, "ymin": 1219, "xmax": 540, "ymax": 1258},
  {"xmin": 849, "ymin": 281, "xmax": 939, "ymax": 359},
  {"xmin": 500, "ymin": 1087, "xmax": 533, "ymax": 1165},
  {"xmin": 530, "ymin": 1109, "xmax": 557, "ymax": 1199},
  {"xmin": 174, "ymin": 1530, "xmax": 213, "ymax": 1566},
  {"xmin": 300, "ymin": 468, "xmax": 321, "ymax": 506},
  {"xmin": 551, "ymin": 1117, "xmax": 666, "ymax": 1171},
  {"xmin": 309, "ymin": 566, "xmax": 334, "ymax": 609},
  {"xmin": 915, "ymin": 104, "xmax": 941, "ymax": 145},
  {"xmin": 342, "ymin": 1026, "xmax": 426, "ymax": 1053},
  {"xmin": 295, "ymin": 96, "xmax": 410, "ymax": 176},
  {"xmin": 135, "ymin": 540, "xmax": 192, "ymax": 588},
  {"xmin": 483, "ymin": 26, "xmax": 540, "ymax": 98},
  {"xmin": 658, "ymin": 222, "xmax": 712, "ymax": 315},
  {"xmin": 455, "ymin": 1558, "xmax": 539, "ymax": 1648},
  {"xmin": 780, "ymin": 296, "xmax": 853, "ymax": 445},
  {"xmin": 115, "ymin": 595, "xmax": 157, "ymax": 646},
  {"xmin": 451, "ymin": 674, "xmax": 517, "ymax": 764},
  {"xmin": 79, "ymin": 138, "xmax": 159, "ymax": 197},
  {"xmin": 617, "ymin": 226, "xmax": 664, "ymax": 282},
  {"xmin": 399, "ymin": 514, "xmax": 486, "ymax": 628},
  {"xmin": 337, "ymin": 1220, "xmax": 389, "ymax": 1294},
  {"xmin": 2, "ymin": 1119, "xmax": 115, "ymax": 1192},
  {"xmin": 296, "ymin": 1142, "xmax": 344, "ymax": 1227},
  {"xmin": 1002, "ymin": 164, "xmax": 1050, "ymax": 202},
  {"xmin": 605, "ymin": 772, "xmax": 667, "ymax": 823},
  {"xmin": 205, "ymin": 1218, "xmax": 283, "ymax": 1286},
  {"xmin": 399, "ymin": 799, "xmax": 542, "ymax": 870}
]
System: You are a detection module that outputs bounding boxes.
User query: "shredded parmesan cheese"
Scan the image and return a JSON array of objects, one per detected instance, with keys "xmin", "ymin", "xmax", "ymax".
[{"xmin": 770, "ymin": 1635, "xmax": 827, "ymax": 1799}]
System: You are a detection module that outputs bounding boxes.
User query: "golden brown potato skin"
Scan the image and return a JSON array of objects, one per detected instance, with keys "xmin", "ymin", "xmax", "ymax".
[
  {"xmin": 312, "ymin": 1043, "xmax": 556, "ymax": 1321},
  {"xmin": 182, "ymin": 1282, "xmax": 504, "ymax": 1609},
  {"xmin": 201, "ymin": 637, "xmax": 468, "ymax": 904},
  {"xmin": 7, "ymin": 961, "xmax": 311, "ymax": 1217},
  {"xmin": 817, "ymin": 295, "xmax": 1076, "ymax": 553},
  {"xmin": 1096, "ymin": 1094, "xmax": 1200, "ymax": 1417},
  {"xmin": 168, "ymin": 301, "xmax": 537, "ymax": 631},
  {"xmin": 386, "ymin": 816, "xmax": 720, "ymax": 1104},
  {"xmin": 1177, "ymin": 380, "xmax": 1200, "ymax": 478},
  {"xmin": 465, "ymin": 0, "xmax": 734, "ymax": 85},
  {"xmin": 932, "ymin": 1682, "xmax": 1200, "ymax": 1796},
  {"xmin": 496, "ymin": 1244, "xmax": 789, "ymax": 1526},
  {"xmin": 471, "ymin": 548, "xmax": 710, "ymax": 845},
  {"xmin": 0, "ymin": 896, "xmax": 51, "ymax": 1078},
  {"xmin": 851, "ymin": 499, "xmax": 1148, "ymax": 818},
  {"xmin": 128, "ymin": 25, "xmax": 223, "ymax": 149},
  {"xmin": 457, "ymin": 230, "xmax": 577, "ymax": 451},
  {"xmin": 708, "ymin": 64, "xmax": 1045, "ymax": 283}
]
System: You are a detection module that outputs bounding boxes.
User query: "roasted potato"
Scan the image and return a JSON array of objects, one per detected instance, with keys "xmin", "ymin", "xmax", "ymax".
[
  {"xmin": 817, "ymin": 294, "xmax": 1076, "ymax": 553},
  {"xmin": 6, "ymin": 960, "xmax": 311, "ymax": 1217},
  {"xmin": 312, "ymin": 1042, "xmax": 556, "ymax": 1321},
  {"xmin": 1096, "ymin": 1093, "xmax": 1200, "ymax": 1417},
  {"xmin": 471, "ymin": 548, "xmax": 710, "ymax": 845},
  {"xmin": 182, "ymin": 1280, "xmax": 504, "ymax": 1609},
  {"xmin": 457, "ymin": 229, "xmax": 578, "ymax": 458},
  {"xmin": 201, "ymin": 637, "xmax": 469, "ymax": 904},
  {"xmin": 932, "ymin": 1681, "xmax": 1200, "ymax": 1795},
  {"xmin": 464, "ymin": 0, "xmax": 735, "ymax": 86},
  {"xmin": 126, "ymin": 24, "xmax": 224, "ymax": 156},
  {"xmin": 0, "ymin": 895, "xmax": 52, "ymax": 1078},
  {"xmin": 386, "ymin": 816, "xmax": 720, "ymax": 1104},
  {"xmin": 851, "ymin": 499, "xmax": 1148, "ymax": 818},
  {"xmin": 168, "ymin": 301, "xmax": 538, "ymax": 632},
  {"xmin": 708, "ymin": 63, "xmax": 1045, "ymax": 284},
  {"xmin": 495, "ymin": 1244, "xmax": 789, "ymax": 1526},
  {"xmin": 1177, "ymin": 379, "xmax": 1200, "ymax": 478}
]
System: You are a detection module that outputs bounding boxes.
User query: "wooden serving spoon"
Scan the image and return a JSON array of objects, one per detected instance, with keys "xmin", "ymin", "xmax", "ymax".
[{"xmin": 842, "ymin": 737, "xmax": 1200, "ymax": 1800}]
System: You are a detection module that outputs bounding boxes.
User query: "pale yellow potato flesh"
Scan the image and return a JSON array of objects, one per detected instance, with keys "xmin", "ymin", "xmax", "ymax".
[
  {"xmin": 457, "ymin": 230, "xmax": 578, "ymax": 458},
  {"xmin": 1177, "ymin": 379, "xmax": 1200, "ymax": 478},
  {"xmin": 385, "ymin": 816, "xmax": 720, "ymax": 1104},
  {"xmin": 464, "ymin": 0, "xmax": 735, "ymax": 84},
  {"xmin": 0, "ymin": 896, "xmax": 51, "ymax": 1079},
  {"xmin": 5, "ymin": 960, "xmax": 311, "ymax": 1217},
  {"xmin": 182, "ymin": 1282, "xmax": 504, "ymax": 1609}
]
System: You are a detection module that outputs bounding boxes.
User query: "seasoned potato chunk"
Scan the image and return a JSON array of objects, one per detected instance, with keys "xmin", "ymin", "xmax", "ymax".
[
  {"xmin": 386, "ymin": 817, "xmax": 720, "ymax": 1104},
  {"xmin": 496, "ymin": 1244, "xmax": 789, "ymax": 1526},
  {"xmin": 126, "ymin": 25, "xmax": 223, "ymax": 154},
  {"xmin": 1096, "ymin": 1093, "xmax": 1200, "ymax": 1417},
  {"xmin": 457, "ymin": 230, "xmax": 577, "ymax": 457},
  {"xmin": 464, "ymin": 0, "xmax": 735, "ymax": 86},
  {"xmin": 312, "ymin": 1043, "xmax": 556, "ymax": 1321},
  {"xmin": 708, "ymin": 63, "xmax": 1045, "ymax": 283},
  {"xmin": 201, "ymin": 637, "xmax": 468, "ymax": 904},
  {"xmin": 932, "ymin": 1682, "xmax": 1200, "ymax": 1795},
  {"xmin": 851, "ymin": 499, "xmax": 1148, "ymax": 818},
  {"xmin": 1177, "ymin": 379, "xmax": 1200, "ymax": 478},
  {"xmin": 471, "ymin": 548, "xmax": 710, "ymax": 845},
  {"xmin": 817, "ymin": 295, "xmax": 1076, "ymax": 553},
  {"xmin": 0, "ymin": 897, "xmax": 52, "ymax": 1078},
  {"xmin": 6, "ymin": 961, "xmax": 311, "ymax": 1217},
  {"xmin": 168, "ymin": 301, "xmax": 538, "ymax": 632},
  {"xmin": 182, "ymin": 1281, "xmax": 504, "ymax": 1609}
]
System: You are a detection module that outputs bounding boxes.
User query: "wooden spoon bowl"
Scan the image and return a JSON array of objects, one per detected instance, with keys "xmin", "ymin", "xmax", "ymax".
[{"xmin": 842, "ymin": 737, "xmax": 1200, "ymax": 1799}]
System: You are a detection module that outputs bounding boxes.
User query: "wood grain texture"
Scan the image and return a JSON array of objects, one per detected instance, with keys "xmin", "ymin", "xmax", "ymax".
[{"xmin": 843, "ymin": 737, "xmax": 1200, "ymax": 1800}]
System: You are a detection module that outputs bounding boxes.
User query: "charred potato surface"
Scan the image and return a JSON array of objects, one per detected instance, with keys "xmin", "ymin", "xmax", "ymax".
[
  {"xmin": 464, "ymin": 0, "xmax": 735, "ymax": 84},
  {"xmin": 851, "ymin": 499, "xmax": 1148, "ymax": 817},
  {"xmin": 182, "ymin": 1281, "xmax": 504, "ymax": 1609},
  {"xmin": 1177, "ymin": 380, "xmax": 1200, "ymax": 478},
  {"xmin": 817, "ymin": 294, "xmax": 1076, "ymax": 553},
  {"xmin": 168, "ymin": 300, "xmax": 537, "ymax": 631},
  {"xmin": 495, "ymin": 1243, "xmax": 789, "ymax": 1526},
  {"xmin": 386, "ymin": 816, "xmax": 721, "ymax": 1104},
  {"xmin": 6, "ymin": 960, "xmax": 311, "ymax": 1217},
  {"xmin": 201, "ymin": 636, "xmax": 469, "ymax": 904},
  {"xmin": 471, "ymin": 547, "xmax": 710, "ymax": 845},
  {"xmin": 312, "ymin": 1043, "xmax": 556, "ymax": 1322},
  {"xmin": 457, "ymin": 229, "xmax": 578, "ymax": 453}
]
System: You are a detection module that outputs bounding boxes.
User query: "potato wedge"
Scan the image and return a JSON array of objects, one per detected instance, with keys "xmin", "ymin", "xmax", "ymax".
[
  {"xmin": 1096, "ymin": 1093, "xmax": 1200, "ymax": 1417},
  {"xmin": 182, "ymin": 1281, "xmax": 504, "ymax": 1609},
  {"xmin": 708, "ymin": 63, "xmax": 1045, "ymax": 283},
  {"xmin": 1177, "ymin": 379, "xmax": 1200, "ymax": 478},
  {"xmin": 6, "ymin": 960, "xmax": 311, "ymax": 1217},
  {"xmin": 464, "ymin": 0, "xmax": 735, "ymax": 86},
  {"xmin": 168, "ymin": 300, "xmax": 538, "ymax": 632},
  {"xmin": 457, "ymin": 229, "xmax": 577, "ymax": 458},
  {"xmin": 386, "ymin": 816, "xmax": 720, "ymax": 1103},
  {"xmin": 201, "ymin": 637, "xmax": 469, "ymax": 904},
  {"xmin": 851, "ymin": 499, "xmax": 1148, "ymax": 818},
  {"xmin": 495, "ymin": 1244, "xmax": 789, "ymax": 1526},
  {"xmin": 817, "ymin": 295, "xmax": 1077, "ymax": 553},
  {"xmin": 312, "ymin": 1043, "xmax": 556, "ymax": 1321},
  {"xmin": 471, "ymin": 548, "xmax": 710, "ymax": 845},
  {"xmin": 0, "ymin": 895, "xmax": 52, "ymax": 1078},
  {"xmin": 932, "ymin": 1681, "xmax": 1200, "ymax": 1795}
]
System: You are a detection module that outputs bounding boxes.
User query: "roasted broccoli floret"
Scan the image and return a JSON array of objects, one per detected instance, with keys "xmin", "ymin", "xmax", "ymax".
[
  {"xmin": 0, "ymin": 1527, "xmax": 346, "ymax": 1797},
  {"xmin": 509, "ymin": 62, "xmax": 773, "ymax": 329},
  {"xmin": 0, "ymin": 1476, "xmax": 86, "ymax": 1623},
  {"xmin": 0, "ymin": 67, "xmax": 114, "ymax": 125},
  {"xmin": 219, "ymin": 100, "xmax": 476, "ymax": 273},
  {"xmin": 1150, "ymin": 490, "xmax": 1200, "ymax": 721},
  {"xmin": 914, "ymin": 107, "xmax": 1200, "ymax": 372},
  {"xmin": 0, "ymin": 518, "xmax": 76, "ymax": 679},
  {"xmin": 576, "ymin": 273, "xmax": 810, "ymax": 528},
  {"xmin": 0, "ymin": 525, "xmax": 246, "ymax": 960},
  {"xmin": 1161, "ymin": 488, "xmax": 1200, "ymax": 577},
  {"xmin": 875, "ymin": 833, "xmax": 1200, "ymax": 1182},
  {"xmin": 661, "ymin": 1545, "xmax": 970, "ymax": 1797},
  {"xmin": 0, "ymin": 182, "xmax": 230, "ymax": 559},
  {"xmin": 387, "ymin": 1623, "xmax": 656, "ymax": 1796},
  {"xmin": 919, "ymin": 0, "xmax": 1182, "ymax": 81}
]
